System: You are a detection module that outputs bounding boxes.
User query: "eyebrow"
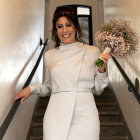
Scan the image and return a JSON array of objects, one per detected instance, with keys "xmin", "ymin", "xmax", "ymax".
[{"xmin": 56, "ymin": 21, "xmax": 71, "ymax": 25}]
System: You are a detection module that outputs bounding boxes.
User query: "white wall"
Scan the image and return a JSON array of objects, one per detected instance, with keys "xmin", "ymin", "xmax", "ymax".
[
  {"xmin": 0, "ymin": 0, "xmax": 45, "ymax": 139},
  {"xmin": 44, "ymin": 0, "xmax": 102, "ymax": 49},
  {"xmin": 103, "ymin": 0, "xmax": 140, "ymax": 139}
]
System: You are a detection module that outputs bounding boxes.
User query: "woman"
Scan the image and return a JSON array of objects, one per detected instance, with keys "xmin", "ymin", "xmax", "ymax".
[{"xmin": 14, "ymin": 6, "xmax": 110, "ymax": 140}]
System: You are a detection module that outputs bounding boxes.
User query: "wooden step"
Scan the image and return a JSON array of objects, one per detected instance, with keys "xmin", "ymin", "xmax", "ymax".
[
  {"xmin": 94, "ymin": 97, "xmax": 114, "ymax": 103},
  {"xmin": 99, "ymin": 111, "xmax": 120, "ymax": 116},
  {"xmin": 97, "ymin": 106, "xmax": 117, "ymax": 112},
  {"xmin": 32, "ymin": 122, "xmax": 43, "ymax": 127},
  {"xmin": 94, "ymin": 91, "xmax": 112, "ymax": 98},
  {"xmin": 32, "ymin": 121, "xmax": 124, "ymax": 128},
  {"xmin": 30, "ymin": 136, "xmax": 43, "ymax": 140},
  {"xmin": 100, "ymin": 136, "xmax": 129, "ymax": 140},
  {"xmin": 101, "ymin": 121, "xmax": 124, "ymax": 127},
  {"xmin": 31, "ymin": 127, "xmax": 43, "ymax": 136},
  {"xmin": 33, "ymin": 116, "xmax": 43, "ymax": 123},
  {"xmin": 99, "ymin": 115, "xmax": 122, "ymax": 122},
  {"xmin": 38, "ymin": 97, "xmax": 50, "ymax": 108},
  {"xmin": 96, "ymin": 102, "xmax": 116, "ymax": 107},
  {"xmin": 38, "ymin": 102, "xmax": 117, "ymax": 108},
  {"xmin": 35, "ymin": 111, "xmax": 44, "ymax": 118},
  {"xmin": 29, "ymin": 135, "xmax": 129, "ymax": 140},
  {"xmin": 100, "ymin": 127, "xmax": 128, "ymax": 136},
  {"xmin": 34, "ymin": 108, "xmax": 120, "ymax": 117}
]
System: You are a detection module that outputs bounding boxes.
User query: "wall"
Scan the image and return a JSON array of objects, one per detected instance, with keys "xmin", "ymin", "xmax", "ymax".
[
  {"xmin": 0, "ymin": 0, "xmax": 45, "ymax": 139},
  {"xmin": 44, "ymin": 0, "xmax": 102, "ymax": 49},
  {"xmin": 103, "ymin": 0, "xmax": 140, "ymax": 139}
]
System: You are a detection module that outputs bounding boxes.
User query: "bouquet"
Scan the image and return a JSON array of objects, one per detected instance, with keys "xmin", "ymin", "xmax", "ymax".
[{"xmin": 95, "ymin": 19, "xmax": 139, "ymax": 67}]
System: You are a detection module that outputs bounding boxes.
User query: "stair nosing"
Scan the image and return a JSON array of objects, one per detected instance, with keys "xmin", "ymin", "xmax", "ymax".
[
  {"xmin": 99, "ymin": 111, "xmax": 120, "ymax": 116},
  {"xmin": 101, "ymin": 121, "xmax": 124, "ymax": 127},
  {"xmin": 33, "ymin": 122, "xmax": 43, "ymax": 127},
  {"xmin": 100, "ymin": 136, "xmax": 129, "ymax": 139}
]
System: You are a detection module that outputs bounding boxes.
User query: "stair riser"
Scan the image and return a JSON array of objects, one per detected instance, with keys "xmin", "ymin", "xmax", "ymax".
[
  {"xmin": 100, "ymin": 127, "xmax": 127, "ymax": 136},
  {"xmin": 100, "ymin": 136, "xmax": 128, "ymax": 140},
  {"xmin": 99, "ymin": 115, "xmax": 122, "ymax": 122},
  {"xmin": 31, "ymin": 127, "xmax": 43, "ymax": 136}
]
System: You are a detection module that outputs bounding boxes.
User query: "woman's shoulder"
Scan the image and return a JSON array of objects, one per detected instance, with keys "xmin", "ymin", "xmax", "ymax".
[
  {"xmin": 43, "ymin": 48, "xmax": 58, "ymax": 65},
  {"xmin": 83, "ymin": 43, "xmax": 100, "ymax": 54},
  {"xmin": 44, "ymin": 48, "xmax": 58, "ymax": 58}
]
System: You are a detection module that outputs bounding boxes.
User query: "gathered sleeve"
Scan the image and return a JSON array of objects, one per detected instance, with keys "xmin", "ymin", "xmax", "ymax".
[
  {"xmin": 92, "ymin": 70, "xmax": 108, "ymax": 95},
  {"xmin": 91, "ymin": 48, "xmax": 109, "ymax": 95},
  {"xmin": 29, "ymin": 52, "xmax": 51, "ymax": 97}
]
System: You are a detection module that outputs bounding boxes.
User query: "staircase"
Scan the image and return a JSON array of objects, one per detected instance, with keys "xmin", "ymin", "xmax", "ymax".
[{"xmin": 27, "ymin": 87, "xmax": 133, "ymax": 140}]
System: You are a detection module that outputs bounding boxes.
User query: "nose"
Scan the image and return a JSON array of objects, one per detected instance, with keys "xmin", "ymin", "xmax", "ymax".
[{"xmin": 63, "ymin": 26, "xmax": 67, "ymax": 32}]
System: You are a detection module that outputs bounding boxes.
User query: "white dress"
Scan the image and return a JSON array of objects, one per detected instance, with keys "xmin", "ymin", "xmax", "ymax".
[{"xmin": 29, "ymin": 42, "xmax": 108, "ymax": 140}]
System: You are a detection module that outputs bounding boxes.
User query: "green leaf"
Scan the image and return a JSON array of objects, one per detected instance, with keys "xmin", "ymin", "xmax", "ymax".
[{"xmin": 95, "ymin": 58, "xmax": 104, "ymax": 67}]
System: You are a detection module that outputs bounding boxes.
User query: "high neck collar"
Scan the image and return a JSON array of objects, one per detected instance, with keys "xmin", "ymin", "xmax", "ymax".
[{"xmin": 59, "ymin": 42, "xmax": 83, "ymax": 50}]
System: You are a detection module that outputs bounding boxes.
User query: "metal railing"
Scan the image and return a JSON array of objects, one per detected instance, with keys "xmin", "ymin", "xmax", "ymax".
[
  {"xmin": 111, "ymin": 56, "xmax": 140, "ymax": 104},
  {"xmin": 0, "ymin": 38, "xmax": 49, "ymax": 139}
]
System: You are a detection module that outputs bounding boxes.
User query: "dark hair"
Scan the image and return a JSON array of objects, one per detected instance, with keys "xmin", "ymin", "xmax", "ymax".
[{"xmin": 52, "ymin": 5, "xmax": 83, "ymax": 48}]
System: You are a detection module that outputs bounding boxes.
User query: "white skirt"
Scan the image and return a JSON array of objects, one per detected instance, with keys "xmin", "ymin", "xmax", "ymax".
[{"xmin": 43, "ymin": 91, "xmax": 100, "ymax": 140}]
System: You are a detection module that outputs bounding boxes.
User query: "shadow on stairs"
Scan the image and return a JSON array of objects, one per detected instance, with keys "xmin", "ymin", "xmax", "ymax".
[{"xmin": 26, "ymin": 86, "xmax": 133, "ymax": 140}]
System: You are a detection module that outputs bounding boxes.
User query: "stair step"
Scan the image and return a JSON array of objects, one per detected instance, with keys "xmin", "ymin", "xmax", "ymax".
[
  {"xmin": 32, "ymin": 121, "xmax": 124, "ymax": 127},
  {"xmin": 99, "ymin": 115, "xmax": 122, "ymax": 122},
  {"xmin": 96, "ymin": 102, "xmax": 116, "ymax": 107},
  {"xmin": 34, "ymin": 109, "xmax": 120, "ymax": 117},
  {"xmin": 100, "ymin": 136, "xmax": 129, "ymax": 140},
  {"xmin": 94, "ymin": 91, "xmax": 112, "ymax": 98},
  {"xmin": 39, "ymin": 103, "xmax": 117, "ymax": 108},
  {"xmin": 38, "ymin": 103, "xmax": 48, "ymax": 108},
  {"xmin": 33, "ymin": 116, "xmax": 43, "ymax": 123},
  {"xmin": 38, "ymin": 97, "xmax": 116, "ymax": 107},
  {"xmin": 101, "ymin": 121, "xmax": 124, "ymax": 127},
  {"xmin": 34, "ymin": 108, "xmax": 46, "ymax": 118},
  {"xmin": 38, "ymin": 97, "xmax": 50, "ymax": 108},
  {"xmin": 100, "ymin": 127, "xmax": 128, "ymax": 136},
  {"xmin": 33, "ymin": 122, "xmax": 43, "ymax": 127},
  {"xmin": 30, "ymin": 135, "xmax": 129, "ymax": 140},
  {"xmin": 97, "ymin": 106, "xmax": 117, "ymax": 111},
  {"xmin": 35, "ymin": 111, "xmax": 44, "ymax": 117},
  {"xmin": 95, "ymin": 97, "xmax": 114, "ymax": 103},
  {"xmin": 35, "ymin": 108, "xmax": 46, "ymax": 114},
  {"xmin": 99, "ymin": 111, "xmax": 120, "ymax": 116},
  {"xmin": 30, "ymin": 136, "xmax": 43, "ymax": 140},
  {"xmin": 31, "ymin": 127, "xmax": 43, "ymax": 136}
]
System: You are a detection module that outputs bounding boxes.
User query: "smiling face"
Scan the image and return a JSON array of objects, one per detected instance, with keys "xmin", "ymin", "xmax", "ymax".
[{"xmin": 56, "ymin": 16, "xmax": 77, "ymax": 44}]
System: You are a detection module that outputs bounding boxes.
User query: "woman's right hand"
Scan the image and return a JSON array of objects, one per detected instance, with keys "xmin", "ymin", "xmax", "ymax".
[{"xmin": 13, "ymin": 87, "xmax": 31, "ymax": 104}]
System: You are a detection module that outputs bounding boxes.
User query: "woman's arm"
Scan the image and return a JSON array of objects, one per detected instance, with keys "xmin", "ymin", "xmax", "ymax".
[
  {"xmin": 92, "ymin": 50, "xmax": 110, "ymax": 95},
  {"xmin": 13, "ymin": 52, "xmax": 52, "ymax": 103},
  {"xmin": 28, "ymin": 52, "xmax": 52, "ymax": 97}
]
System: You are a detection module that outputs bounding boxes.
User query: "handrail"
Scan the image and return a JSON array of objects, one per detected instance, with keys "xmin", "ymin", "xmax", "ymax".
[
  {"xmin": 111, "ymin": 56, "xmax": 140, "ymax": 104},
  {"xmin": 0, "ymin": 38, "xmax": 49, "ymax": 139}
]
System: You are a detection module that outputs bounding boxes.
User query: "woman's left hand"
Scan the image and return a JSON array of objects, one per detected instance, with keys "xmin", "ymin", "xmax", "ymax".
[{"xmin": 98, "ymin": 52, "xmax": 110, "ymax": 73}]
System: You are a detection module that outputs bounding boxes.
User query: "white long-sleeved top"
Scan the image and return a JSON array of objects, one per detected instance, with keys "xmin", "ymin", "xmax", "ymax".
[
  {"xmin": 30, "ymin": 41, "xmax": 108, "ymax": 96},
  {"xmin": 29, "ymin": 42, "xmax": 108, "ymax": 140}
]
